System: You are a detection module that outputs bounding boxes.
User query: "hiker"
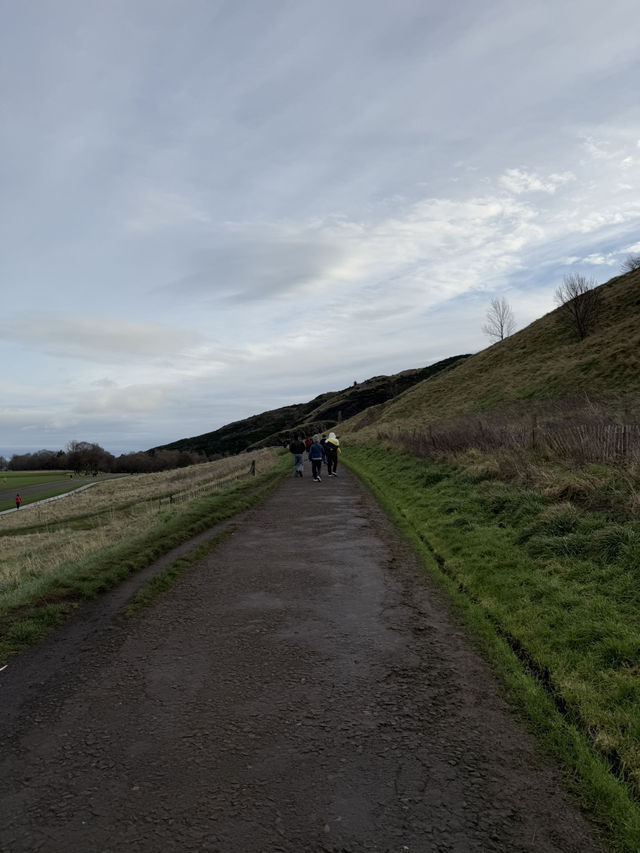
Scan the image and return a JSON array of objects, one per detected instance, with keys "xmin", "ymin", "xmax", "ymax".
[
  {"xmin": 308, "ymin": 435, "xmax": 324, "ymax": 482},
  {"xmin": 288, "ymin": 434, "xmax": 307, "ymax": 478},
  {"xmin": 325, "ymin": 432, "xmax": 340, "ymax": 477},
  {"xmin": 320, "ymin": 434, "xmax": 327, "ymax": 467},
  {"xmin": 15, "ymin": 493, "xmax": 21, "ymax": 510}
]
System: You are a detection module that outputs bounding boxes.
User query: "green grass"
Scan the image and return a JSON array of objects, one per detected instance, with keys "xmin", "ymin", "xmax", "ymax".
[
  {"xmin": 345, "ymin": 268, "xmax": 640, "ymax": 439},
  {"xmin": 0, "ymin": 469, "xmax": 112, "ymax": 511},
  {"xmin": 0, "ymin": 470, "xmax": 73, "ymax": 487},
  {"xmin": 345, "ymin": 443, "xmax": 640, "ymax": 852},
  {"xmin": 0, "ymin": 458, "xmax": 288, "ymax": 663}
]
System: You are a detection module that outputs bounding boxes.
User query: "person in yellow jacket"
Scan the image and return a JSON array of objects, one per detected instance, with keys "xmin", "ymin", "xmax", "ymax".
[{"xmin": 325, "ymin": 432, "xmax": 341, "ymax": 477}]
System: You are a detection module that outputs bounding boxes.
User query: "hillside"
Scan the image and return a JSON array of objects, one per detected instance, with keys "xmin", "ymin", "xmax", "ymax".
[
  {"xmin": 344, "ymin": 267, "xmax": 640, "ymax": 437},
  {"xmin": 152, "ymin": 355, "xmax": 469, "ymax": 457}
]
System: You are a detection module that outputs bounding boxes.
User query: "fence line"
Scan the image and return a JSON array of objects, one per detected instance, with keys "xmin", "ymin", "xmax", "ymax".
[
  {"xmin": 381, "ymin": 420, "xmax": 640, "ymax": 464},
  {"xmin": 156, "ymin": 461, "xmax": 258, "ymax": 507}
]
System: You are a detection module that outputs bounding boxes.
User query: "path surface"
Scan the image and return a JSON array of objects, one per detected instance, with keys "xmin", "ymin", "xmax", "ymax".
[{"xmin": 0, "ymin": 468, "xmax": 607, "ymax": 852}]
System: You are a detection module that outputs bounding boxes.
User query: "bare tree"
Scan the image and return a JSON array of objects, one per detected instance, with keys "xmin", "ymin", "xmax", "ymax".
[
  {"xmin": 620, "ymin": 253, "xmax": 640, "ymax": 273},
  {"xmin": 554, "ymin": 273, "xmax": 601, "ymax": 341},
  {"xmin": 66, "ymin": 440, "xmax": 114, "ymax": 474},
  {"xmin": 482, "ymin": 297, "xmax": 516, "ymax": 342}
]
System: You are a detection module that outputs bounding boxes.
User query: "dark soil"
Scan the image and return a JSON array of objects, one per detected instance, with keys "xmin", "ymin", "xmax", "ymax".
[{"xmin": 0, "ymin": 467, "xmax": 608, "ymax": 852}]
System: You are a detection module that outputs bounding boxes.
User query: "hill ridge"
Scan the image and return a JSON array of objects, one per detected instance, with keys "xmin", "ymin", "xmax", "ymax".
[{"xmin": 152, "ymin": 354, "xmax": 470, "ymax": 457}]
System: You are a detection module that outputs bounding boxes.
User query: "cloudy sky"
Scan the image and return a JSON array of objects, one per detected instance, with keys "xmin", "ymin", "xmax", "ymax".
[{"xmin": 2, "ymin": 0, "xmax": 639, "ymax": 457}]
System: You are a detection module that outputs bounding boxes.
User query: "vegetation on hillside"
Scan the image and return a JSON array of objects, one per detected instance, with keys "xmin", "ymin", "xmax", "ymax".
[
  {"xmin": 338, "ymin": 268, "xmax": 640, "ymax": 850},
  {"xmin": 347, "ymin": 267, "xmax": 640, "ymax": 436},
  {"xmin": 151, "ymin": 354, "xmax": 470, "ymax": 458}
]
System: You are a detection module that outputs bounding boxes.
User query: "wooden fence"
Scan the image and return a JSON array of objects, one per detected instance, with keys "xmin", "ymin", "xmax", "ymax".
[{"xmin": 381, "ymin": 420, "xmax": 640, "ymax": 464}]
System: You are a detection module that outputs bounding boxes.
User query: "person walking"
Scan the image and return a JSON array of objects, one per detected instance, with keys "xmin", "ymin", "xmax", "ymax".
[
  {"xmin": 308, "ymin": 435, "xmax": 324, "ymax": 482},
  {"xmin": 325, "ymin": 432, "xmax": 340, "ymax": 477},
  {"xmin": 320, "ymin": 435, "xmax": 327, "ymax": 469},
  {"xmin": 15, "ymin": 493, "xmax": 22, "ymax": 510},
  {"xmin": 288, "ymin": 434, "xmax": 307, "ymax": 478}
]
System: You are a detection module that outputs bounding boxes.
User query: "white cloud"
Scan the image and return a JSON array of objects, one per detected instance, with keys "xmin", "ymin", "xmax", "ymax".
[
  {"xmin": 581, "ymin": 253, "xmax": 618, "ymax": 266},
  {"xmin": 2, "ymin": 1, "xmax": 640, "ymax": 455},
  {"xmin": 0, "ymin": 314, "xmax": 201, "ymax": 361},
  {"xmin": 499, "ymin": 169, "xmax": 575, "ymax": 195},
  {"xmin": 125, "ymin": 190, "xmax": 212, "ymax": 234}
]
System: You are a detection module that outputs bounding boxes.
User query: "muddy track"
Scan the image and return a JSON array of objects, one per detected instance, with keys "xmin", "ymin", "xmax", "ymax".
[{"xmin": 0, "ymin": 468, "xmax": 608, "ymax": 852}]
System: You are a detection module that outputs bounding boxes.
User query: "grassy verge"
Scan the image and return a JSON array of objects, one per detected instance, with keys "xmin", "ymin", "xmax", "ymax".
[
  {"xmin": 345, "ymin": 443, "xmax": 640, "ymax": 852},
  {"xmin": 0, "ymin": 457, "xmax": 288, "ymax": 663}
]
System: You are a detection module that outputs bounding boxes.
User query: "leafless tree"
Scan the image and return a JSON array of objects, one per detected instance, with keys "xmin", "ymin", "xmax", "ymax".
[
  {"xmin": 482, "ymin": 297, "xmax": 516, "ymax": 342},
  {"xmin": 554, "ymin": 273, "xmax": 601, "ymax": 341},
  {"xmin": 66, "ymin": 440, "xmax": 114, "ymax": 475},
  {"xmin": 620, "ymin": 253, "xmax": 640, "ymax": 273}
]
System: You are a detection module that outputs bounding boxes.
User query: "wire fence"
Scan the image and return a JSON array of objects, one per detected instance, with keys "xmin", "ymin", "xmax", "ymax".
[
  {"xmin": 156, "ymin": 459, "xmax": 260, "ymax": 507},
  {"xmin": 379, "ymin": 419, "xmax": 640, "ymax": 465}
]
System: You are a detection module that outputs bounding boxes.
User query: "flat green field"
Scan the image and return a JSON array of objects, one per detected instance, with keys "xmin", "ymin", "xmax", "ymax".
[
  {"xmin": 0, "ymin": 470, "xmax": 106, "ymax": 512},
  {"xmin": 1, "ymin": 470, "xmax": 72, "ymax": 487}
]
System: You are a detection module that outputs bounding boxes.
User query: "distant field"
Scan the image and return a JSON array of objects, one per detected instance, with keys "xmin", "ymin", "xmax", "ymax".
[
  {"xmin": 0, "ymin": 470, "xmax": 114, "ymax": 512},
  {"xmin": 1, "ymin": 470, "xmax": 73, "ymax": 487}
]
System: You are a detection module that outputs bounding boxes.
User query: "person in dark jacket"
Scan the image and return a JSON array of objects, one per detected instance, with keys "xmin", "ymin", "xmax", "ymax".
[
  {"xmin": 288, "ymin": 435, "xmax": 306, "ymax": 477},
  {"xmin": 325, "ymin": 432, "xmax": 340, "ymax": 476},
  {"xmin": 308, "ymin": 435, "xmax": 324, "ymax": 482},
  {"xmin": 320, "ymin": 435, "xmax": 327, "ymax": 467}
]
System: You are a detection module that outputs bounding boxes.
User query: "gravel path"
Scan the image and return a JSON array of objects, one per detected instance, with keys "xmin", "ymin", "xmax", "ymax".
[{"xmin": 0, "ymin": 467, "xmax": 608, "ymax": 852}]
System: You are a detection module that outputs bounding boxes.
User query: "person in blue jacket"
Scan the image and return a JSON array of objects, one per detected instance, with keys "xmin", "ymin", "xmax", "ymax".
[{"xmin": 308, "ymin": 435, "xmax": 324, "ymax": 482}]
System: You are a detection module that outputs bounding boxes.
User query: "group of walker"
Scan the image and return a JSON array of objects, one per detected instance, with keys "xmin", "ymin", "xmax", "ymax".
[{"xmin": 288, "ymin": 432, "xmax": 340, "ymax": 482}]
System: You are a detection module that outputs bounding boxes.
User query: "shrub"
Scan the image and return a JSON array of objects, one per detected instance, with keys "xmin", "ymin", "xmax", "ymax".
[{"xmin": 591, "ymin": 524, "xmax": 640, "ymax": 565}]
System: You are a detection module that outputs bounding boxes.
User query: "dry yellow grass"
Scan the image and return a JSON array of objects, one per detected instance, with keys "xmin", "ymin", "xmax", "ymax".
[{"xmin": 0, "ymin": 450, "xmax": 279, "ymax": 594}]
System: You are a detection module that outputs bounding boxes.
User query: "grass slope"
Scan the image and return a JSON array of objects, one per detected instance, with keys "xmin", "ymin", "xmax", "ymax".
[
  {"xmin": 152, "ymin": 355, "xmax": 469, "ymax": 457},
  {"xmin": 346, "ymin": 268, "xmax": 640, "ymax": 436}
]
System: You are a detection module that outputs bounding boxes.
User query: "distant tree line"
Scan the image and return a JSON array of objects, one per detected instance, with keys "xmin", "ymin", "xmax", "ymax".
[{"xmin": 4, "ymin": 440, "xmax": 208, "ymax": 474}]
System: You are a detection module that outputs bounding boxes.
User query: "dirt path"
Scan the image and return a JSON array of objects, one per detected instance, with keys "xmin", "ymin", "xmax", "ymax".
[{"xmin": 0, "ymin": 468, "xmax": 608, "ymax": 852}]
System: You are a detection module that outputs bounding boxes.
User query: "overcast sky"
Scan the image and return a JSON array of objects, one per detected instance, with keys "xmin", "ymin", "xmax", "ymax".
[{"xmin": 1, "ymin": 0, "xmax": 639, "ymax": 457}]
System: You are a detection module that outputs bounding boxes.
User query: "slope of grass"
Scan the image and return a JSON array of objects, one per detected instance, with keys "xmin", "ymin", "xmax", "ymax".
[
  {"xmin": 346, "ymin": 268, "xmax": 640, "ymax": 437},
  {"xmin": 153, "ymin": 355, "xmax": 470, "ymax": 456},
  {"xmin": 345, "ymin": 444, "xmax": 640, "ymax": 851}
]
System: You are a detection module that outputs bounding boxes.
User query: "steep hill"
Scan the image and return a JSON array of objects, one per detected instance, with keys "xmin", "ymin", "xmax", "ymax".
[
  {"xmin": 152, "ymin": 355, "xmax": 469, "ymax": 457},
  {"xmin": 345, "ymin": 267, "xmax": 640, "ymax": 437}
]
